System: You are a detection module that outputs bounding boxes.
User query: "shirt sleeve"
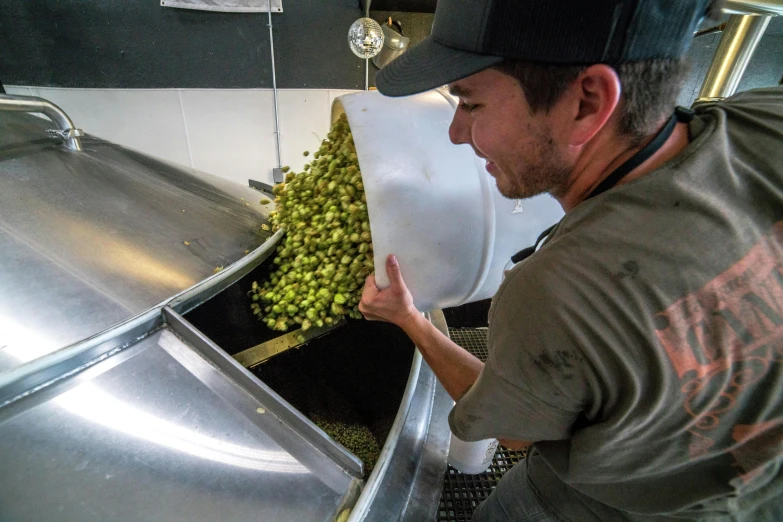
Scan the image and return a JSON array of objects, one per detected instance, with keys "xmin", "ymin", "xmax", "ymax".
[
  {"xmin": 448, "ymin": 257, "xmax": 596, "ymax": 443},
  {"xmin": 449, "ymin": 356, "xmax": 581, "ymax": 441}
]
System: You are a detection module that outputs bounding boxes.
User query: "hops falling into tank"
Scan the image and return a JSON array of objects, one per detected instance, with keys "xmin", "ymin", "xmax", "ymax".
[{"xmin": 250, "ymin": 114, "xmax": 373, "ymax": 332}]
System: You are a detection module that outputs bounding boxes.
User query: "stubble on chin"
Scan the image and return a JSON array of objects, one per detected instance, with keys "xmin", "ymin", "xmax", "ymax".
[{"xmin": 499, "ymin": 136, "xmax": 571, "ymax": 200}]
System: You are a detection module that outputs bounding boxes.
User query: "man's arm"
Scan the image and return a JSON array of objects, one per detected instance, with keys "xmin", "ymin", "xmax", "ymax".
[
  {"xmin": 359, "ymin": 254, "xmax": 483, "ymax": 402},
  {"xmin": 360, "ymin": 255, "xmax": 532, "ymax": 451}
]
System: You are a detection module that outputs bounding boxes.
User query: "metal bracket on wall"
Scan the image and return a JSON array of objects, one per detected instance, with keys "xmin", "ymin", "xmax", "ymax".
[
  {"xmin": 47, "ymin": 127, "xmax": 85, "ymax": 142},
  {"xmin": 160, "ymin": 0, "xmax": 283, "ymax": 13},
  {"xmin": 249, "ymin": 178, "xmax": 276, "ymax": 196}
]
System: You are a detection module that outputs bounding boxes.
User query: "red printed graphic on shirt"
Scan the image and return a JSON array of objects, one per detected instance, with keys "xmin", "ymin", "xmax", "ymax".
[
  {"xmin": 654, "ymin": 221, "xmax": 783, "ymax": 481},
  {"xmin": 731, "ymin": 420, "xmax": 783, "ymax": 484}
]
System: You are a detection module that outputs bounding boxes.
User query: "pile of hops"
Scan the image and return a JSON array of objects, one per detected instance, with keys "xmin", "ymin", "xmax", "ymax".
[
  {"xmin": 250, "ymin": 114, "xmax": 373, "ymax": 332},
  {"xmin": 312, "ymin": 415, "xmax": 381, "ymax": 476},
  {"xmin": 307, "ymin": 384, "xmax": 382, "ymax": 477}
]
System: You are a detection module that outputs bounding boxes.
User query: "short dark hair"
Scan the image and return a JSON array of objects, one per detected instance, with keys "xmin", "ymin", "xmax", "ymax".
[{"xmin": 493, "ymin": 58, "xmax": 690, "ymax": 144}]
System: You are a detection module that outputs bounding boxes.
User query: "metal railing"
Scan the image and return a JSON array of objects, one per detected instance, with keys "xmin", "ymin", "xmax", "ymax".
[
  {"xmin": 0, "ymin": 94, "xmax": 83, "ymax": 151},
  {"xmin": 695, "ymin": 1, "xmax": 781, "ymax": 103},
  {"xmin": 723, "ymin": 0, "xmax": 783, "ymax": 16}
]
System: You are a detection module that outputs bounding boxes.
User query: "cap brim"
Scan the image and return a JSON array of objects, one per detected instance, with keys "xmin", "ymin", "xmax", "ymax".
[{"xmin": 375, "ymin": 36, "xmax": 503, "ymax": 97}]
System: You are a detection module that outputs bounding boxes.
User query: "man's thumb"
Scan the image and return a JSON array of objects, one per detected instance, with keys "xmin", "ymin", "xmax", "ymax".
[{"xmin": 386, "ymin": 254, "xmax": 404, "ymax": 287}]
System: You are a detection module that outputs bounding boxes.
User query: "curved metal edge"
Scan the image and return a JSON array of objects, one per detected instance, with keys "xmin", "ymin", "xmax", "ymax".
[
  {"xmin": 354, "ymin": 350, "xmax": 423, "ymax": 510},
  {"xmin": 400, "ymin": 368, "xmax": 453, "ymax": 522},
  {"xmin": 168, "ymin": 228, "xmax": 283, "ymax": 315},
  {"xmin": 0, "ymin": 231, "xmax": 282, "ymax": 406},
  {"xmin": 348, "ymin": 311, "xmax": 452, "ymax": 521},
  {"xmin": 163, "ymin": 306, "xmax": 365, "ymax": 480},
  {"xmin": 0, "ymin": 231, "xmax": 452, "ymax": 520},
  {"xmin": 347, "ymin": 354, "xmax": 424, "ymax": 521},
  {"xmin": 0, "ymin": 94, "xmax": 83, "ymax": 151},
  {"xmin": 0, "ymin": 308, "xmax": 163, "ymax": 407},
  {"xmin": 397, "ymin": 310, "xmax": 453, "ymax": 522}
]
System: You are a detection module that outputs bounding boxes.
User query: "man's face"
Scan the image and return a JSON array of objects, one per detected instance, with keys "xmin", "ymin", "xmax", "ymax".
[{"xmin": 448, "ymin": 68, "xmax": 572, "ymax": 200}]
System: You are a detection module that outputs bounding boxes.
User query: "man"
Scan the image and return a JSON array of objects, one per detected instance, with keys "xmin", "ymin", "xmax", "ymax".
[{"xmin": 359, "ymin": 0, "xmax": 783, "ymax": 520}]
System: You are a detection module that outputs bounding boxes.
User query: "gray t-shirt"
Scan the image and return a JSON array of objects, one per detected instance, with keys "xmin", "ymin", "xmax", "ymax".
[{"xmin": 449, "ymin": 86, "xmax": 783, "ymax": 521}]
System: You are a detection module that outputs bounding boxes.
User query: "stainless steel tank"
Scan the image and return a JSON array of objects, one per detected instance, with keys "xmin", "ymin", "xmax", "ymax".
[{"xmin": 0, "ymin": 94, "xmax": 451, "ymax": 522}]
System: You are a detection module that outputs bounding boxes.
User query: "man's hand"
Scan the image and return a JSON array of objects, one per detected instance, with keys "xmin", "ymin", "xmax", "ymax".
[
  {"xmin": 361, "ymin": 254, "xmax": 484, "ymax": 402},
  {"xmin": 359, "ymin": 254, "xmax": 419, "ymax": 327}
]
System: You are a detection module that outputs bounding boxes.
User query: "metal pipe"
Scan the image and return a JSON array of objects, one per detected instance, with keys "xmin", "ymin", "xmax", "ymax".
[
  {"xmin": 723, "ymin": 0, "xmax": 783, "ymax": 16},
  {"xmin": 0, "ymin": 94, "xmax": 83, "ymax": 151},
  {"xmin": 268, "ymin": 4, "xmax": 282, "ymax": 175},
  {"xmin": 365, "ymin": 0, "xmax": 371, "ymax": 90},
  {"xmin": 696, "ymin": 14, "xmax": 771, "ymax": 104}
]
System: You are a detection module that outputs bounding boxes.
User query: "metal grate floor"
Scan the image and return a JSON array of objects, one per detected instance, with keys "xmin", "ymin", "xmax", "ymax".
[{"xmin": 436, "ymin": 328, "xmax": 526, "ymax": 522}]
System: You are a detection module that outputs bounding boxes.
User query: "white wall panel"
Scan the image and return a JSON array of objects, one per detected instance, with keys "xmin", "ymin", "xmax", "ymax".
[
  {"xmin": 26, "ymin": 87, "xmax": 192, "ymax": 167},
  {"xmin": 328, "ymin": 89, "xmax": 359, "ymax": 109},
  {"xmin": 4, "ymin": 86, "xmax": 366, "ymax": 188},
  {"xmin": 4, "ymin": 86, "xmax": 33, "ymax": 96},
  {"xmin": 180, "ymin": 89, "xmax": 277, "ymax": 187},
  {"xmin": 277, "ymin": 89, "xmax": 331, "ymax": 176}
]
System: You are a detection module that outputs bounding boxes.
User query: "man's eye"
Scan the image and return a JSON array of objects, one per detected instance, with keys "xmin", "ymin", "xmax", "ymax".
[{"xmin": 460, "ymin": 102, "xmax": 477, "ymax": 113}]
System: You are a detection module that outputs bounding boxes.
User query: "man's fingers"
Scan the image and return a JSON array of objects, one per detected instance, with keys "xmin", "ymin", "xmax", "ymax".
[
  {"xmin": 358, "ymin": 299, "xmax": 380, "ymax": 321},
  {"xmin": 359, "ymin": 275, "xmax": 375, "ymax": 316},
  {"xmin": 385, "ymin": 254, "xmax": 405, "ymax": 290},
  {"xmin": 361, "ymin": 274, "xmax": 378, "ymax": 298}
]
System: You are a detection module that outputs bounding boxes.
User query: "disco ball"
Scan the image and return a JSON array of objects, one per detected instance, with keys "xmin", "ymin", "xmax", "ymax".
[{"xmin": 348, "ymin": 17, "xmax": 384, "ymax": 59}]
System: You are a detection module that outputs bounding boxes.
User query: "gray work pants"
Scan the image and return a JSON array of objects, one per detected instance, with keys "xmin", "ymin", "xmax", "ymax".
[{"xmin": 471, "ymin": 459, "xmax": 563, "ymax": 522}]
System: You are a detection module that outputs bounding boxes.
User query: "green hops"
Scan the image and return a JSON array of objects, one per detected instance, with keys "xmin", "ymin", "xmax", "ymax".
[
  {"xmin": 249, "ymin": 114, "xmax": 374, "ymax": 332},
  {"xmin": 313, "ymin": 417, "xmax": 381, "ymax": 476}
]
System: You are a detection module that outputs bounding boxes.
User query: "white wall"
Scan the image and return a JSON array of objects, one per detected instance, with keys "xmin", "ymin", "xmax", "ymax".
[{"xmin": 4, "ymin": 86, "xmax": 359, "ymax": 187}]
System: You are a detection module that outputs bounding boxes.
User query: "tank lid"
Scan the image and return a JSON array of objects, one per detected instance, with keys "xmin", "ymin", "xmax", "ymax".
[{"xmin": 0, "ymin": 110, "xmax": 273, "ymax": 372}]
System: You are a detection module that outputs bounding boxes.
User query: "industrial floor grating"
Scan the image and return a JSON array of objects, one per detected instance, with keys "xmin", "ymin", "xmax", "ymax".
[{"xmin": 436, "ymin": 328, "xmax": 527, "ymax": 522}]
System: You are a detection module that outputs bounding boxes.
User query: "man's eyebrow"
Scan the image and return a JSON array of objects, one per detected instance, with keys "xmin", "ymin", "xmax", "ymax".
[{"xmin": 448, "ymin": 85, "xmax": 471, "ymax": 97}]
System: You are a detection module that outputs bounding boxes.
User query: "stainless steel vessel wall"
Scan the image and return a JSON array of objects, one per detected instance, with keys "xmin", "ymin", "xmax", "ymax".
[
  {"xmin": 0, "ymin": 101, "xmax": 451, "ymax": 521},
  {"xmin": 0, "ymin": 110, "xmax": 272, "ymax": 372}
]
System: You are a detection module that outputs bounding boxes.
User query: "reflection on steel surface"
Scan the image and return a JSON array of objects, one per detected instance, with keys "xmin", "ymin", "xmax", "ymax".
[
  {"xmin": 0, "ymin": 95, "xmax": 453, "ymax": 521},
  {"xmin": 46, "ymin": 328, "xmax": 312, "ymax": 474},
  {"xmin": 0, "ymin": 314, "xmax": 60, "ymax": 365},
  {"xmin": 0, "ymin": 327, "xmax": 354, "ymax": 522},
  {"xmin": 56, "ymin": 384, "xmax": 308, "ymax": 474},
  {"xmin": 46, "ymin": 214, "xmax": 197, "ymax": 290},
  {"xmin": 3, "ymin": 326, "xmax": 309, "ymax": 472},
  {"xmin": 0, "ymin": 110, "xmax": 272, "ymax": 372}
]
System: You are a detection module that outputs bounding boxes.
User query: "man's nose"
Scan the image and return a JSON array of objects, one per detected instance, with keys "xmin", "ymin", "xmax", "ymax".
[{"xmin": 449, "ymin": 110, "xmax": 470, "ymax": 145}]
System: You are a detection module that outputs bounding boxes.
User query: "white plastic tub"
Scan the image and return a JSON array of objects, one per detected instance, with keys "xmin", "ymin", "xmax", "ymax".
[{"xmin": 332, "ymin": 90, "xmax": 563, "ymax": 312}]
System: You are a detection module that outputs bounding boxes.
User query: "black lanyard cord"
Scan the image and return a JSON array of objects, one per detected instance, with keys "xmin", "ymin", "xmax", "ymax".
[{"xmin": 510, "ymin": 107, "xmax": 693, "ymax": 265}]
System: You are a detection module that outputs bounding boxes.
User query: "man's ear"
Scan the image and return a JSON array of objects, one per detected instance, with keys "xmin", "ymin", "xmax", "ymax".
[{"xmin": 563, "ymin": 64, "xmax": 621, "ymax": 147}]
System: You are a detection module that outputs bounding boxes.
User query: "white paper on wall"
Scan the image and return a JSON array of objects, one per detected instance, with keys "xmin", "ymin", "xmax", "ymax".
[{"xmin": 160, "ymin": 0, "xmax": 282, "ymax": 13}]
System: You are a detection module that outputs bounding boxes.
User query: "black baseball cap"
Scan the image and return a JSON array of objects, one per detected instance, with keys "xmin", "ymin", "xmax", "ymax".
[{"xmin": 376, "ymin": 0, "xmax": 713, "ymax": 97}]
